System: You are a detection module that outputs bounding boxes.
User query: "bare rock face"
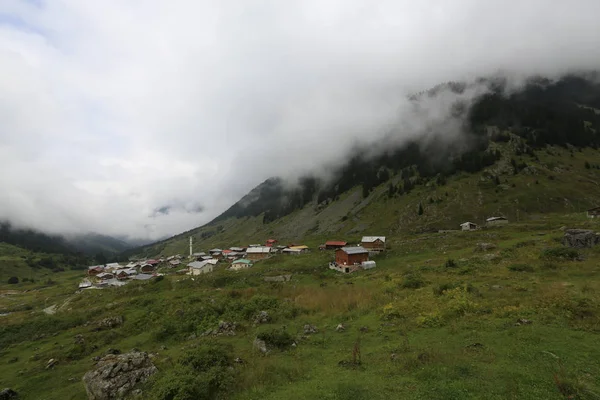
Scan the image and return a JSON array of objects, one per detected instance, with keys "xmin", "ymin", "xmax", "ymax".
[
  {"xmin": 82, "ymin": 351, "xmax": 157, "ymax": 400},
  {"xmin": 203, "ymin": 321, "xmax": 237, "ymax": 336},
  {"xmin": 562, "ymin": 229, "xmax": 600, "ymax": 248}
]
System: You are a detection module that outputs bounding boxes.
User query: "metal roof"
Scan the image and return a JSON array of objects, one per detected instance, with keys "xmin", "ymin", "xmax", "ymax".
[
  {"xmin": 232, "ymin": 259, "xmax": 252, "ymax": 264},
  {"xmin": 361, "ymin": 236, "xmax": 386, "ymax": 243},
  {"xmin": 486, "ymin": 216, "xmax": 507, "ymax": 221},
  {"xmin": 246, "ymin": 247, "xmax": 271, "ymax": 254},
  {"xmin": 325, "ymin": 241, "xmax": 347, "ymax": 246},
  {"xmin": 133, "ymin": 274, "xmax": 154, "ymax": 280},
  {"xmin": 188, "ymin": 261, "xmax": 211, "ymax": 269},
  {"xmin": 339, "ymin": 246, "xmax": 369, "ymax": 255}
]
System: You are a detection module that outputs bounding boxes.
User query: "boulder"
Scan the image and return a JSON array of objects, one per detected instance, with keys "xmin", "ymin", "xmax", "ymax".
[
  {"xmin": 82, "ymin": 351, "xmax": 157, "ymax": 400},
  {"xmin": 562, "ymin": 229, "xmax": 600, "ymax": 248},
  {"xmin": 253, "ymin": 338, "xmax": 268, "ymax": 354},
  {"xmin": 335, "ymin": 323, "xmax": 345, "ymax": 332},
  {"xmin": 303, "ymin": 324, "xmax": 318, "ymax": 334},
  {"xmin": 97, "ymin": 316, "xmax": 123, "ymax": 330},
  {"xmin": 475, "ymin": 243, "xmax": 496, "ymax": 252},
  {"xmin": 253, "ymin": 311, "xmax": 271, "ymax": 325},
  {"xmin": 0, "ymin": 388, "xmax": 18, "ymax": 400},
  {"xmin": 46, "ymin": 359, "xmax": 58, "ymax": 369}
]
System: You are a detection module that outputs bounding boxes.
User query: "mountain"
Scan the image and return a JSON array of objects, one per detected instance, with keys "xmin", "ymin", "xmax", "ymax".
[
  {"xmin": 125, "ymin": 74, "xmax": 600, "ymax": 258},
  {"xmin": 0, "ymin": 221, "xmax": 140, "ymax": 258}
]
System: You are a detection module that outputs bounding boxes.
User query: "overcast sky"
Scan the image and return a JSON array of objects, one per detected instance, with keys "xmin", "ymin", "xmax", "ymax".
[{"xmin": 1, "ymin": 0, "xmax": 600, "ymax": 240}]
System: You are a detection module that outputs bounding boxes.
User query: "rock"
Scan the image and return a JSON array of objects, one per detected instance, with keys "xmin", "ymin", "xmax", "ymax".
[
  {"xmin": 390, "ymin": 353, "xmax": 397, "ymax": 361},
  {"xmin": 160, "ymin": 346, "xmax": 167, "ymax": 351},
  {"xmin": 0, "ymin": 388, "xmax": 18, "ymax": 400},
  {"xmin": 82, "ymin": 351, "xmax": 157, "ymax": 400},
  {"xmin": 491, "ymin": 285, "xmax": 503, "ymax": 290},
  {"xmin": 206, "ymin": 321, "xmax": 237, "ymax": 336},
  {"xmin": 359, "ymin": 326, "xmax": 369, "ymax": 333},
  {"xmin": 253, "ymin": 311, "xmax": 271, "ymax": 325},
  {"xmin": 562, "ymin": 229, "xmax": 600, "ymax": 248},
  {"xmin": 97, "ymin": 316, "xmax": 124, "ymax": 330},
  {"xmin": 515, "ymin": 318, "xmax": 532, "ymax": 326},
  {"xmin": 234, "ymin": 357, "xmax": 245, "ymax": 364},
  {"xmin": 105, "ymin": 348, "xmax": 121, "ymax": 356},
  {"xmin": 74, "ymin": 335, "xmax": 85, "ymax": 345},
  {"xmin": 475, "ymin": 243, "xmax": 497, "ymax": 252},
  {"xmin": 303, "ymin": 324, "xmax": 318, "ymax": 334},
  {"xmin": 253, "ymin": 338, "xmax": 268, "ymax": 354},
  {"xmin": 46, "ymin": 359, "xmax": 58, "ymax": 369},
  {"xmin": 335, "ymin": 323, "xmax": 345, "ymax": 332}
]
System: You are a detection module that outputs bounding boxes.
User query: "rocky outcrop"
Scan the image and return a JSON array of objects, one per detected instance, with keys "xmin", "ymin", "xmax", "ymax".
[
  {"xmin": 562, "ymin": 229, "xmax": 600, "ymax": 248},
  {"xmin": 303, "ymin": 324, "xmax": 318, "ymax": 334},
  {"xmin": 253, "ymin": 311, "xmax": 270, "ymax": 325},
  {"xmin": 82, "ymin": 351, "xmax": 157, "ymax": 400},
  {"xmin": 203, "ymin": 321, "xmax": 237, "ymax": 336},
  {"xmin": 97, "ymin": 316, "xmax": 124, "ymax": 330},
  {"xmin": 0, "ymin": 388, "xmax": 18, "ymax": 400}
]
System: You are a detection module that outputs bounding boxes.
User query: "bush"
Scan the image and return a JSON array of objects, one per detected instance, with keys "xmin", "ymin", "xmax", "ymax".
[
  {"xmin": 507, "ymin": 264, "xmax": 535, "ymax": 272},
  {"xmin": 541, "ymin": 247, "xmax": 580, "ymax": 261},
  {"xmin": 416, "ymin": 312, "xmax": 442, "ymax": 327},
  {"xmin": 445, "ymin": 259, "xmax": 458, "ymax": 269},
  {"xmin": 433, "ymin": 282, "xmax": 460, "ymax": 296},
  {"xmin": 7, "ymin": 276, "xmax": 18, "ymax": 284},
  {"xmin": 257, "ymin": 328, "xmax": 295, "ymax": 350},
  {"xmin": 151, "ymin": 344, "xmax": 235, "ymax": 400},
  {"xmin": 400, "ymin": 272, "xmax": 425, "ymax": 289}
]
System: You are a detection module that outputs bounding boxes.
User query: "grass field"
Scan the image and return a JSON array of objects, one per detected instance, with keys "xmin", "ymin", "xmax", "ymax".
[{"xmin": 1, "ymin": 215, "xmax": 600, "ymax": 399}]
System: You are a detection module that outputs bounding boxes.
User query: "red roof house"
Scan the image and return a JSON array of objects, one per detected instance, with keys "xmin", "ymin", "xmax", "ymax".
[
  {"xmin": 324, "ymin": 241, "xmax": 348, "ymax": 250},
  {"xmin": 266, "ymin": 239, "xmax": 278, "ymax": 247}
]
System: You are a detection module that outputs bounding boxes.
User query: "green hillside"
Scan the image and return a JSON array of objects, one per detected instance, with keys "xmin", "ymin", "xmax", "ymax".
[{"xmin": 129, "ymin": 143, "xmax": 600, "ymax": 258}]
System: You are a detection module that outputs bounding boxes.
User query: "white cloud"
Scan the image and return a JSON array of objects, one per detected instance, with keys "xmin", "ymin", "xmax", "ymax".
[{"xmin": 1, "ymin": 0, "xmax": 600, "ymax": 239}]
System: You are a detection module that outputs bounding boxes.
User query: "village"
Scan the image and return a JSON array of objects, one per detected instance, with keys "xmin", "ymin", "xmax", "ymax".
[
  {"xmin": 80, "ymin": 235, "xmax": 390, "ymax": 289},
  {"xmin": 79, "ymin": 211, "xmax": 544, "ymax": 290}
]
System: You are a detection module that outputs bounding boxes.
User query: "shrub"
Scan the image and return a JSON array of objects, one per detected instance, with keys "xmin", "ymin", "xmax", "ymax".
[
  {"xmin": 507, "ymin": 264, "xmax": 535, "ymax": 272},
  {"xmin": 541, "ymin": 247, "xmax": 580, "ymax": 261},
  {"xmin": 445, "ymin": 259, "xmax": 458, "ymax": 269},
  {"xmin": 151, "ymin": 344, "xmax": 235, "ymax": 400},
  {"xmin": 257, "ymin": 328, "xmax": 295, "ymax": 350},
  {"xmin": 433, "ymin": 282, "xmax": 460, "ymax": 296},
  {"xmin": 416, "ymin": 312, "xmax": 442, "ymax": 327},
  {"xmin": 7, "ymin": 276, "xmax": 19, "ymax": 284},
  {"xmin": 400, "ymin": 272, "xmax": 425, "ymax": 289}
]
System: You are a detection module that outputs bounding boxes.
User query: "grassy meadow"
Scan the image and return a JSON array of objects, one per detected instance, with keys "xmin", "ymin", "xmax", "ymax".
[{"xmin": 1, "ymin": 215, "xmax": 600, "ymax": 399}]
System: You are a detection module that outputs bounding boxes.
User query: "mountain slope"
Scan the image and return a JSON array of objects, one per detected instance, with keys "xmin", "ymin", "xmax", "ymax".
[{"xmin": 124, "ymin": 74, "xmax": 600, "ymax": 258}]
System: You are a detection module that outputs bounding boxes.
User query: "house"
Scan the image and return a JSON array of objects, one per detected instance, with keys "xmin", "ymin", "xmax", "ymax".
[
  {"xmin": 116, "ymin": 268, "xmax": 137, "ymax": 280},
  {"xmin": 460, "ymin": 222, "xmax": 479, "ymax": 231},
  {"xmin": 229, "ymin": 247, "xmax": 245, "ymax": 252},
  {"xmin": 246, "ymin": 246, "xmax": 272, "ymax": 261},
  {"xmin": 209, "ymin": 248, "xmax": 222, "ymax": 255},
  {"xmin": 289, "ymin": 245, "xmax": 309, "ymax": 253},
  {"xmin": 96, "ymin": 272, "xmax": 115, "ymax": 280},
  {"xmin": 145, "ymin": 259, "xmax": 160, "ymax": 266},
  {"xmin": 282, "ymin": 248, "xmax": 302, "ymax": 255},
  {"xmin": 87, "ymin": 265, "xmax": 104, "ymax": 276},
  {"xmin": 169, "ymin": 260, "xmax": 181, "ymax": 267},
  {"xmin": 486, "ymin": 216, "xmax": 509, "ymax": 226},
  {"xmin": 323, "ymin": 241, "xmax": 348, "ymax": 250},
  {"xmin": 188, "ymin": 261, "xmax": 214, "ymax": 275},
  {"xmin": 192, "ymin": 252, "xmax": 206, "ymax": 258},
  {"xmin": 204, "ymin": 258, "xmax": 219, "ymax": 265},
  {"xmin": 79, "ymin": 279, "xmax": 93, "ymax": 289},
  {"xmin": 587, "ymin": 207, "xmax": 600, "ymax": 218},
  {"xmin": 230, "ymin": 259, "xmax": 253, "ymax": 271},
  {"xmin": 140, "ymin": 264, "xmax": 156, "ymax": 273},
  {"xmin": 132, "ymin": 273, "xmax": 155, "ymax": 281},
  {"xmin": 335, "ymin": 246, "xmax": 369, "ymax": 266},
  {"xmin": 266, "ymin": 239, "xmax": 278, "ymax": 247},
  {"xmin": 200, "ymin": 255, "xmax": 213, "ymax": 261},
  {"xmin": 126, "ymin": 262, "xmax": 140, "ymax": 269},
  {"xmin": 105, "ymin": 262, "xmax": 121, "ymax": 270},
  {"xmin": 361, "ymin": 236, "xmax": 386, "ymax": 252},
  {"xmin": 248, "ymin": 244, "xmax": 262, "ymax": 248}
]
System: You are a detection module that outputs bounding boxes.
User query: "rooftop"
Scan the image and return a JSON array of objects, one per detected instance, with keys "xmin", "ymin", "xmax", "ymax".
[
  {"xmin": 339, "ymin": 246, "xmax": 369, "ymax": 255},
  {"xmin": 361, "ymin": 236, "xmax": 386, "ymax": 243}
]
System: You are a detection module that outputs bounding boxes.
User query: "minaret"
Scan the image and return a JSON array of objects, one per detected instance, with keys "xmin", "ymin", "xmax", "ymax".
[{"xmin": 189, "ymin": 236, "xmax": 193, "ymax": 257}]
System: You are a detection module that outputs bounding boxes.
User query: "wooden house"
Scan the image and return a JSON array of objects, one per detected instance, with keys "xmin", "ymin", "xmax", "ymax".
[
  {"xmin": 361, "ymin": 236, "xmax": 386, "ymax": 252},
  {"xmin": 587, "ymin": 207, "xmax": 600, "ymax": 218},
  {"xmin": 486, "ymin": 216, "xmax": 508, "ymax": 226},
  {"xmin": 335, "ymin": 246, "xmax": 369, "ymax": 266},
  {"xmin": 323, "ymin": 240, "xmax": 348, "ymax": 250},
  {"xmin": 246, "ymin": 246, "xmax": 271, "ymax": 261},
  {"xmin": 460, "ymin": 222, "xmax": 478, "ymax": 231}
]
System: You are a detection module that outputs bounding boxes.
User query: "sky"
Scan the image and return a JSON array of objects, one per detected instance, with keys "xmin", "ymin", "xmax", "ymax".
[{"xmin": 1, "ymin": 0, "xmax": 600, "ymax": 240}]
